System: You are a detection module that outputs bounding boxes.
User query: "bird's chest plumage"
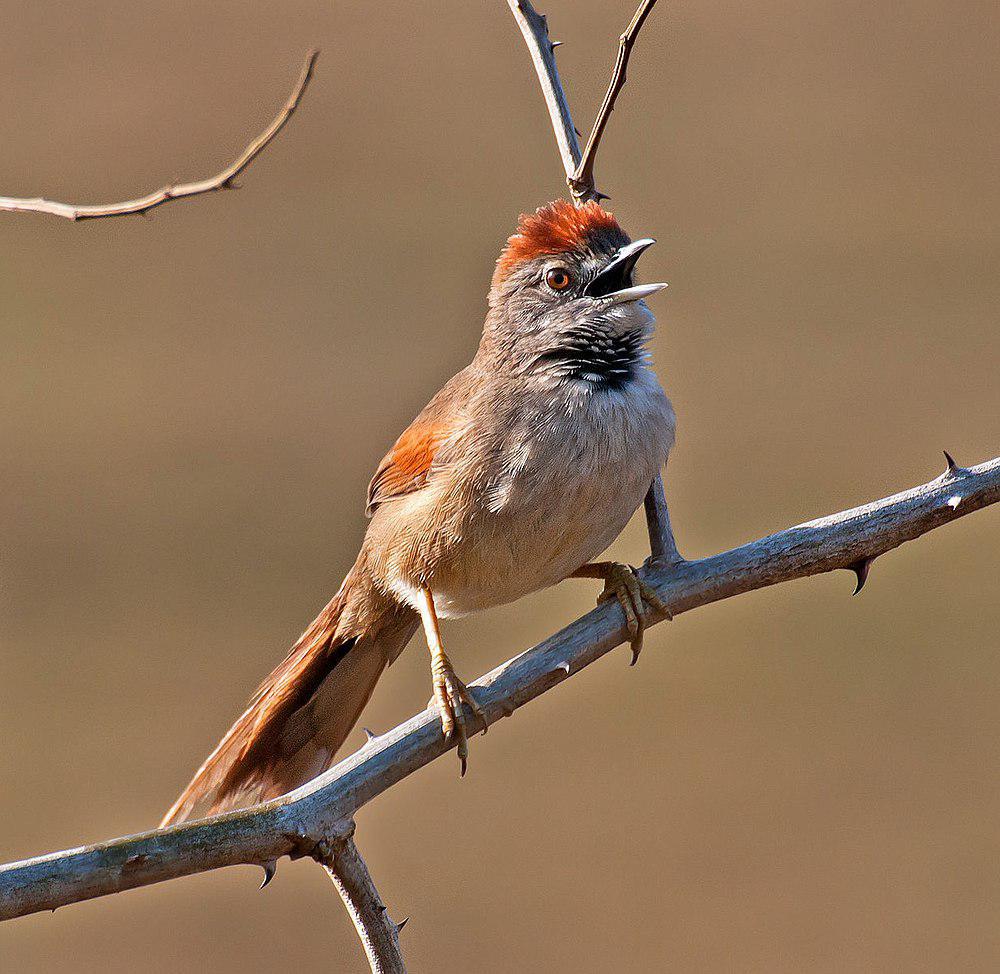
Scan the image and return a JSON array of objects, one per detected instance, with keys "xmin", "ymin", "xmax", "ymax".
[{"xmin": 419, "ymin": 370, "xmax": 675, "ymax": 616}]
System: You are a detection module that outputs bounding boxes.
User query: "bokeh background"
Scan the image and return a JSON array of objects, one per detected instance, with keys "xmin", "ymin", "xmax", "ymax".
[{"xmin": 2, "ymin": 1, "xmax": 998, "ymax": 970}]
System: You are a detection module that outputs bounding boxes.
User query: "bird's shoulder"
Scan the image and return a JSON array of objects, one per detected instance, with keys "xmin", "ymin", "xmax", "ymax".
[{"xmin": 365, "ymin": 365, "xmax": 481, "ymax": 516}]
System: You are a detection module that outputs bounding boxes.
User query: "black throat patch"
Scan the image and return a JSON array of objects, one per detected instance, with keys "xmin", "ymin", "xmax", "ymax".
[{"xmin": 535, "ymin": 326, "xmax": 646, "ymax": 390}]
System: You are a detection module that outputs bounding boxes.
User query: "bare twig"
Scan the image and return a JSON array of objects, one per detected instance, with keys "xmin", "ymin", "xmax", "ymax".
[
  {"xmin": 316, "ymin": 827, "xmax": 408, "ymax": 974},
  {"xmin": 507, "ymin": 0, "xmax": 660, "ymax": 202},
  {"xmin": 2, "ymin": 453, "xmax": 996, "ymax": 920},
  {"xmin": 644, "ymin": 471, "xmax": 683, "ymax": 566},
  {"xmin": 570, "ymin": 0, "xmax": 658, "ymax": 201},
  {"xmin": 0, "ymin": 51, "xmax": 319, "ymax": 221},
  {"xmin": 506, "ymin": 1, "xmax": 584, "ymax": 185},
  {"xmin": 5, "ymin": 8, "xmax": 667, "ymax": 968}
]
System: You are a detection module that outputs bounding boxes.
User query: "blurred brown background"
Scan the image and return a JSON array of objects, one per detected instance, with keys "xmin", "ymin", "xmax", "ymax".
[{"xmin": 1, "ymin": 0, "xmax": 998, "ymax": 970}]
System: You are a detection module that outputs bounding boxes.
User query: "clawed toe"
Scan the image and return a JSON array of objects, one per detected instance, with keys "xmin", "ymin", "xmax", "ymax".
[
  {"xmin": 594, "ymin": 562, "xmax": 672, "ymax": 665},
  {"xmin": 433, "ymin": 668, "xmax": 486, "ymax": 776},
  {"xmin": 418, "ymin": 585, "xmax": 487, "ymax": 777}
]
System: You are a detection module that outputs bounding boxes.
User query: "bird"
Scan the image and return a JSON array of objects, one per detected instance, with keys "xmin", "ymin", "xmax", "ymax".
[{"xmin": 161, "ymin": 199, "xmax": 676, "ymax": 826}]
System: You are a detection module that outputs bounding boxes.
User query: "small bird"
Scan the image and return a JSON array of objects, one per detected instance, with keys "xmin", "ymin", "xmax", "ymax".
[{"xmin": 162, "ymin": 200, "xmax": 676, "ymax": 825}]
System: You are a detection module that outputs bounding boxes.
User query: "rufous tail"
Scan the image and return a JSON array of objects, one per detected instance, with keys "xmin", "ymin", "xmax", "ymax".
[{"xmin": 161, "ymin": 570, "xmax": 416, "ymax": 826}]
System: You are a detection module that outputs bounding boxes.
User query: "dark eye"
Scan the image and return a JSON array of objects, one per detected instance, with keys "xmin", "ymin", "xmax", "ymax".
[{"xmin": 545, "ymin": 267, "xmax": 572, "ymax": 291}]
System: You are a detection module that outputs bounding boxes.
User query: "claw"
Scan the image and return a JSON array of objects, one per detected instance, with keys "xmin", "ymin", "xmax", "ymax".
[
  {"xmin": 433, "ymin": 666, "xmax": 486, "ymax": 776},
  {"xmin": 594, "ymin": 563, "xmax": 672, "ymax": 665}
]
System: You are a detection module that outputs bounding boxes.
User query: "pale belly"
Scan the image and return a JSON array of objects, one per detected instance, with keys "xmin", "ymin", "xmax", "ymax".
[
  {"xmin": 427, "ymin": 464, "xmax": 654, "ymax": 616},
  {"xmin": 411, "ymin": 376, "xmax": 675, "ymax": 617}
]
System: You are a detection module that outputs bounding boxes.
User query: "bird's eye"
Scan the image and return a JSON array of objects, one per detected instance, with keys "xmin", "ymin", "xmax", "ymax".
[{"xmin": 545, "ymin": 267, "xmax": 572, "ymax": 291}]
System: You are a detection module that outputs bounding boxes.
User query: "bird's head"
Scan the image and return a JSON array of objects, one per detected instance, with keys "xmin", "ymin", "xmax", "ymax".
[{"xmin": 484, "ymin": 200, "xmax": 667, "ymax": 386}]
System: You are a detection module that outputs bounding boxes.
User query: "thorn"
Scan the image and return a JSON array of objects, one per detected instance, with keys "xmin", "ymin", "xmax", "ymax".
[
  {"xmin": 848, "ymin": 557, "xmax": 874, "ymax": 595},
  {"xmin": 594, "ymin": 190, "xmax": 611, "ymax": 202},
  {"xmin": 557, "ymin": 661, "xmax": 571, "ymax": 675},
  {"xmin": 574, "ymin": 126, "xmax": 582, "ymax": 138},
  {"xmin": 396, "ymin": 917, "xmax": 410, "ymax": 933},
  {"xmin": 942, "ymin": 450, "xmax": 963, "ymax": 477},
  {"xmin": 363, "ymin": 727, "xmax": 377, "ymax": 742},
  {"xmin": 259, "ymin": 860, "xmax": 277, "ymax": 889},
  {"xmin": 550, "ymin": 40, "xmax": 562, "ymax": 50}
]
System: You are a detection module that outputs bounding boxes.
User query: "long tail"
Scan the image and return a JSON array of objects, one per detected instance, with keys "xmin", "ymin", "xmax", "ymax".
[{"xmin": 161, "ymin": 569, "xmax": 417, "ymax": 826}]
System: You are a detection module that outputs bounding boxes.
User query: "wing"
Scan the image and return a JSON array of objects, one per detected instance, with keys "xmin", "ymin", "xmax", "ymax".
[
  {"xmin": 366, "ymin": 419, "xmax": 452, "ymax": 515},
  {"xmin": 365, "ymin": 371, "xmax": 471, "ymax": 516}
]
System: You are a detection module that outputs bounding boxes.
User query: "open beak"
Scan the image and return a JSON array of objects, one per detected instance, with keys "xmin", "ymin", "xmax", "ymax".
[{"xmin": 583, "ymin": 238, "xmax": 667, "ymax": 305}]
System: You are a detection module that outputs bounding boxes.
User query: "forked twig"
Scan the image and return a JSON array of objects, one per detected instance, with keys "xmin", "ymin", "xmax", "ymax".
[
  {"xmin": 508, "ymin": 0, "xmax": 660, "ymax": 202},
  {"xmin": 0, "ymin": 51, "xmax": 319, "ymax": 221},
  {"xmin": 6, "ymin": 9, "xmax": 991, "ymax": 974}
]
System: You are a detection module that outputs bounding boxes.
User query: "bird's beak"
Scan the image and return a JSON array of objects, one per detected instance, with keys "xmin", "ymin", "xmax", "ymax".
[{"xmin": 584, "ymin": 238, "xmax": 667, "ymax": 304}]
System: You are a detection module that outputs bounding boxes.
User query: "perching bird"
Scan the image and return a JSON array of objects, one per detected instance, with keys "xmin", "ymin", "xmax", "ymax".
[{"xmin": 162, "ymin": 200, "xmax": 675, "ymax": 825}]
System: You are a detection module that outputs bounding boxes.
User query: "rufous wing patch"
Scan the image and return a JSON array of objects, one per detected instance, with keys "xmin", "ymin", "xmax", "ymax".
[{"xmin": 366, "ymin": 421, "xmax": 451, "ymax": 515}]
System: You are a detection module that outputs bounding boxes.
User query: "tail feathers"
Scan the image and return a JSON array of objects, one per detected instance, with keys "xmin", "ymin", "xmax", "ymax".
[{"xmin": 161, "ymin": 586, "xmax": 411, "ymax": 827}]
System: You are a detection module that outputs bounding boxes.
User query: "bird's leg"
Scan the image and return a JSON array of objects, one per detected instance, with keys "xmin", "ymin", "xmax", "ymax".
[
  {"xmin": 570, "ymin": 562, "xmax": 672, "ymax": 665},
  {"xmin": 416, "ymin": 586, "xmax": 486, "ymax": 776}
]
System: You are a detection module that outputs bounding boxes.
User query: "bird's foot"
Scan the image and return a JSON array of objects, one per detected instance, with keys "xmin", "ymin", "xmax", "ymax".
[
  {"xmin": 432, "ymin": 657, "xmax": 486, "ymax": 776},
  {"xmin": 593, "ymin": 562, "xmax": 672, "ymax": 665}
]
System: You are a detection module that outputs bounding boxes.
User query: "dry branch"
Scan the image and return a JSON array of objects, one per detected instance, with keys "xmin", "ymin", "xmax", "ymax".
[
  {"xmin": 3, "ymin": 11, "xmax": 993, "ymax": 974},
  {"xmin": 1, "ymin": 5, "xmax": 675, "ymax": 970},
  {"xmin": 2, "ymin": 453, "xmax": 997, "ymax": 920},
  {"xmin": 0, "ymin": 51, "xmax": 318, "ymax": 221},
  {"xmin": 317, "ymin": 828, "xmax": 407, "ymax": 974}
]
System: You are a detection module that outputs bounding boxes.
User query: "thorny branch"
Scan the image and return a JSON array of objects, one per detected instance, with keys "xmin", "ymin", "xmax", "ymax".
[
  {"xmin": 2, "ymin": 453, "xmax": 998, "ymax": 922},
  {"xmin": 3, "ymin": 6, "xmax": 995, "ymax": 974},
  {"xmin": 315, "ymin": 828, "xmax": 407, "ymax": 974},
  {"xmin": 0, "ymin": 51, "xmax": 318, "ymax": 221},
  {"xmin": 323, "ymin": 4, "xmax": 664, "ymax": 964},
  {"xmin": 2, "ymin": 5, "xmax": 674, "ymax": 970}
]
